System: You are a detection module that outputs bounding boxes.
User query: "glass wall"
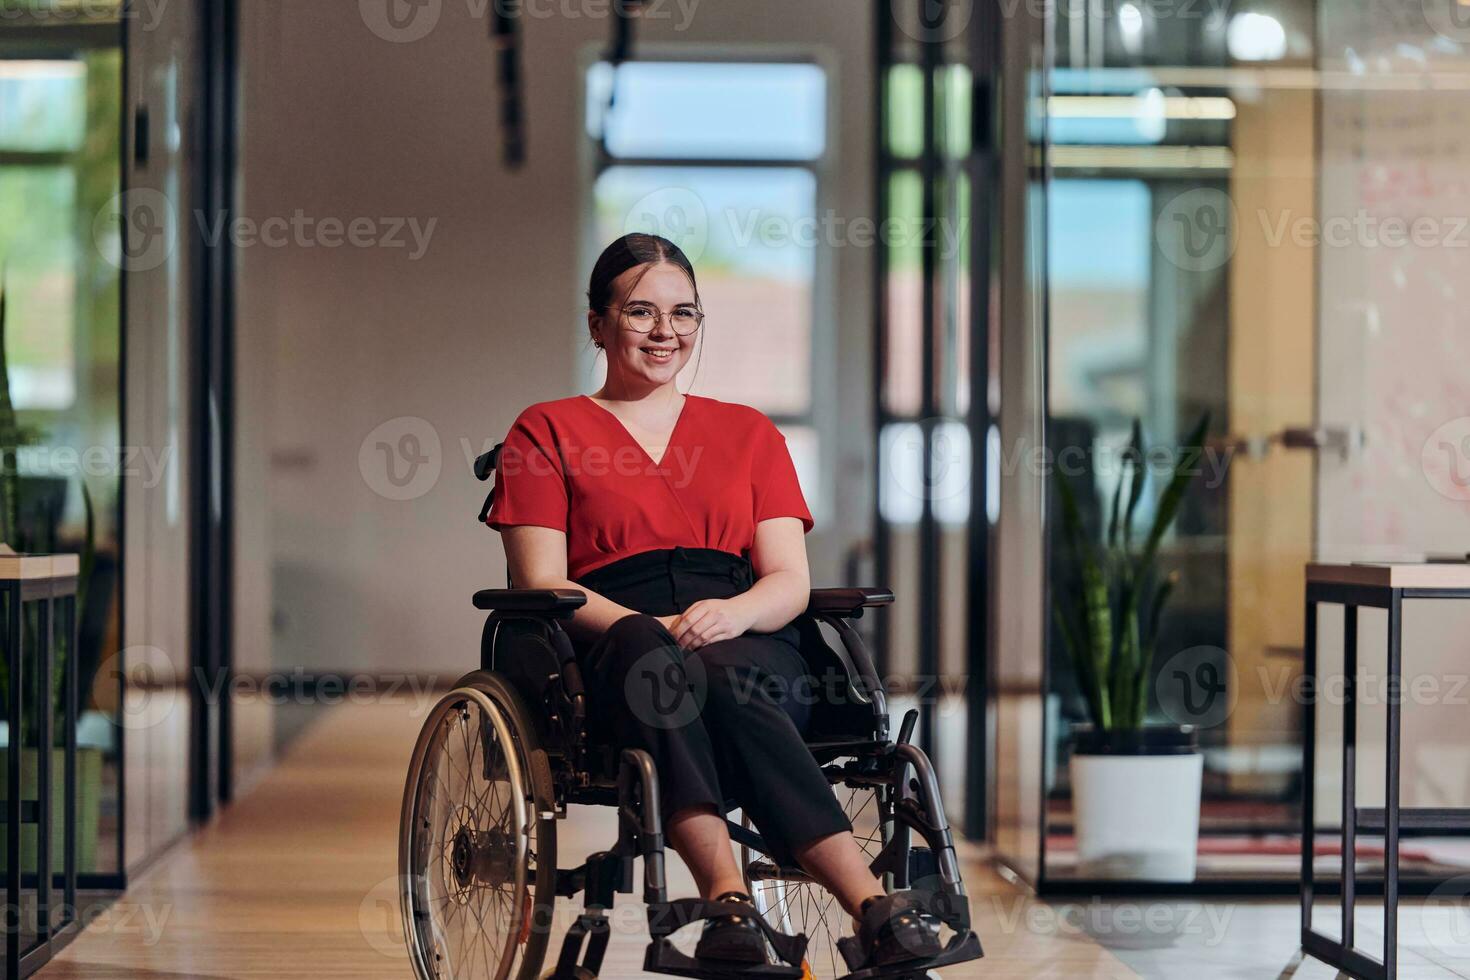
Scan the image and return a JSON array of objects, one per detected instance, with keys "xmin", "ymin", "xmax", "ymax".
[
  {"xmin": 1020, "ymin": 0, "xmax": 1470, "ymax": 888},
  {"xmin": 0, "ymin": 9, "xmax": 125, "ymax": 888}
]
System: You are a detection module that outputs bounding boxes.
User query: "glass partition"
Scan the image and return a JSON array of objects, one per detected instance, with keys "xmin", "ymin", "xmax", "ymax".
[
  {"xmin": 1035, "ymin": 0, "xmax": 1470, "ymax": 888},
  {"xmin": 0, "ymin": 24, "xmax": 124, "ymax": 892}
]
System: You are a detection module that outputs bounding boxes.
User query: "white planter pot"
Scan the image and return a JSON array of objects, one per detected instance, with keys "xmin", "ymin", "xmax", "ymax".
[{"xmin": 1070, "ymin": 750, "xmax": 1203, "ymax": 882}]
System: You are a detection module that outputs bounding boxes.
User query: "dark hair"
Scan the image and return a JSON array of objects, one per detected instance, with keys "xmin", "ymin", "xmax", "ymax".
[{"xmin": 586, "ymin": 233, "xmax": 702, "ymax": 315}]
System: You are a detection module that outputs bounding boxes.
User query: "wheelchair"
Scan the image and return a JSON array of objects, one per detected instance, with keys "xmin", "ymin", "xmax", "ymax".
[{"xmin": 397, "ymin": 444, "xmax": 984, "ymax": 980}]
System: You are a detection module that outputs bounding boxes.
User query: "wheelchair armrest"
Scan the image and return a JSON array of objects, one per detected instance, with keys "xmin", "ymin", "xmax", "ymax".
[
  {"xmin": 473, "ymin": 588, "xmax": 586, "ymax": 618},
  {"xmin": 806, "ymin": 587, "xmax": 895, "ymax": 619}
]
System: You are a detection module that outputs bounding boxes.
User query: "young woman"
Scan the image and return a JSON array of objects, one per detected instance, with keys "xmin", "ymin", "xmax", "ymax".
[{"xmin": 486, "ymin": 233, "xmax": 939, "ymax": 969}]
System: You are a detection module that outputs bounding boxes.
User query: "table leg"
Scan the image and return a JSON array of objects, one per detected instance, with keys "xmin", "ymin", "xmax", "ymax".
[
  {"xmin": 36, "ymin": 599, "xmax": 50, "ymax": 945},
  {"xmin": 6, "ymin": 584, "xmax": 21, "ymax": 980},
  {"xmin": 1385, "ymin": 590, "xmax": 1402, "ymax": 978},
  {"xmin": 1343, "ymin": 604, "xmax": 1358, "ymax": 951},
  {"xmin": 1301, "ymin": 591, "xmax": 1318, "ymax": 941},
  {"xmin": 62, "ymin": 595, "xmax": 75, "ymax": 923}
]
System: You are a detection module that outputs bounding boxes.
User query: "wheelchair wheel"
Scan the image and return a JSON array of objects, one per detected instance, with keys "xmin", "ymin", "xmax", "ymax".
[
  {"xmin": 400, "ymin": 671, "xmax": 558, "ymax": 980},
  {"xmin": 740, "ymin": 781, "xmax": 891, "ymax": 980}
]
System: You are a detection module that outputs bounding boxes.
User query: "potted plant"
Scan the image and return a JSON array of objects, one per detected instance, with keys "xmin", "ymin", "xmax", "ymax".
[
  {"xmin": 1053, "ymin": 413, "xmax": 1210, "ymax": 881},
  {"xmin": 0, "ymin": 274, "xmax": 104, "ymax": 872}
]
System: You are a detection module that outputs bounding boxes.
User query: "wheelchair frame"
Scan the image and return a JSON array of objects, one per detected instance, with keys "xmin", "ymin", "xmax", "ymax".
[{"xmin": 397, "ymin": 446, "xmax": 984, "ymax": 980}]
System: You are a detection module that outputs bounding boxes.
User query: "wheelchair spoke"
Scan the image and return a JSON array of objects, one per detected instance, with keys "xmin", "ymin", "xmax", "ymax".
[
  {"xmin": 744, "ymin": 776, "xmax": 890, "ymax": 980},
  {"xmin": 403, "ymin": 679, "xmax": 554, "ymax": 980}
]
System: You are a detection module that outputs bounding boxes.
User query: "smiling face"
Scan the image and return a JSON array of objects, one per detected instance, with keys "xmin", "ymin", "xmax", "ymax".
[{"xmin": 590, "ymin": 262, "xmax": 700, "ymax": 392}]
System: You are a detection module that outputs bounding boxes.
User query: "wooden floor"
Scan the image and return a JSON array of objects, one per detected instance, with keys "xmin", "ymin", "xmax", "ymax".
[{"xmin": 45, "ymin": 702, "xmax": 1141, "ymax": 979}]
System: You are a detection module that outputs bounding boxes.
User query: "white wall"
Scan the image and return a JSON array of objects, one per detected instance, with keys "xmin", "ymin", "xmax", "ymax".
[{"xmin": 236, "ymin": 2, "xmax": 877, "ymax": 677}]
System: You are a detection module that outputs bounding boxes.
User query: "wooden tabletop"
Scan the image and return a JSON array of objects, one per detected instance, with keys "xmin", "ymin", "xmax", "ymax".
[
  {"xmin": 1308, "ymin": 561, "xmax": 1470, "ymax": 590},
  {"xmin": 0, "ymin": 552, "xmax": 80, "ymax": 582}
]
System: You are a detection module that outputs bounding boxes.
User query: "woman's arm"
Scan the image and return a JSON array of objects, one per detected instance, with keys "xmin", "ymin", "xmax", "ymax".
[
  {"xmin": 501, "ymin": 525, "xmax": 676, "ymax": 641},
  {"xmin": 667, "ymin": 516, "xmax": 810, "ymax": 650}
]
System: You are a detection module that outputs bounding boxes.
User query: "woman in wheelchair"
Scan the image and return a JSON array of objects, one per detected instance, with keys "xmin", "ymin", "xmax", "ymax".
[{"xmin": 483, "ymin": 233, "xmax": 942, "ymax": 971}]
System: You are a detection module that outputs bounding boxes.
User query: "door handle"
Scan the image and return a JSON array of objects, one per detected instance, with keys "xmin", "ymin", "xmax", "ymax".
[
  {"xmin": 1211, "ymin": 425, "xmax": 1364, "ymax": 460},
  {"xmin": 1276, "ymin": 426, "xmax": 1363, "ymax": 457}
]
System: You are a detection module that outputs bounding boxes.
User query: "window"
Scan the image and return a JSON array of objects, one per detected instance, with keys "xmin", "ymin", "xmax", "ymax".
[
  {"xmin": 0, "ymin": 59, "xmax": 94, "ymax": 409},
  {"xmin": 585, "ymin": 59, "xmax": 828, "ymax": 515}
]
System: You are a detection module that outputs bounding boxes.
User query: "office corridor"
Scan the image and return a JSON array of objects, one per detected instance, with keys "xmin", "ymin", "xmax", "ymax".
[{"xmin": 37, "ymin": 702, "xmax": 1169, "ymax": 980}]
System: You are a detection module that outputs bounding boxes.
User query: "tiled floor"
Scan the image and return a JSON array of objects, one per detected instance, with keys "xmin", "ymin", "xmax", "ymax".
[{"xmin": 41, "ymin": 701, "xmax": 1470, "ymax": 979}]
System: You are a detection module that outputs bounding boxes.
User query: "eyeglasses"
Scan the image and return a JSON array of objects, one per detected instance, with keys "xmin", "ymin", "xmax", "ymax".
[{"xmin": 615, "ymin": 302, "xmax": 705, "ymax": 336}]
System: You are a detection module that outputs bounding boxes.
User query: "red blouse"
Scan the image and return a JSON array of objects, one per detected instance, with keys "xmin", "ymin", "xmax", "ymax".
[{"xmin": 486, "ymin": 394, "xmax": 814, "ymax": 580}]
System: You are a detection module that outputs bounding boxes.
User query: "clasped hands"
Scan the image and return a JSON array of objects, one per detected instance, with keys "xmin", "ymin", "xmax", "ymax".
[{"xmin": 655, "ymin": 598, "xmax": 755, "ymax": 652}]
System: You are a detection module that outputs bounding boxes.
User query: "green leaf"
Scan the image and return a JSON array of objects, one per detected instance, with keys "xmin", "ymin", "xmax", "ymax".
[
  {"xmin": 1054, "ymin": 469, "xmax": 1112, "ymax": 729},
  {"xmin": 1122, "ymin": 418, "xmax": 1144, "ymax": 556},
  {"xmin": 1136, "ymin": 573, "xmax": 1177, "ymax": 726},
  {"xmin": 1055, "ymin": 605, "xmax": 1103, "ymax": 730},
  {"xmin": 1106, "ymin": 456, "xmax": 1123, "ymax": 549},
  {"xmin": 1136, "ymin": 412, "xmax": 1211, "ymax": 576}
]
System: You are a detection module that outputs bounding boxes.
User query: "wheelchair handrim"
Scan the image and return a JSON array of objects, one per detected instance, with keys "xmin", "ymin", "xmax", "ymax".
[{"xmin": 399, "ymin": 685, "xmax": 531, "ymax": 980}]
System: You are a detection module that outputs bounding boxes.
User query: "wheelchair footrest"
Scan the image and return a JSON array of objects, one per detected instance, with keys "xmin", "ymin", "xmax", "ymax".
[
  {"xmin": 644, "ymin": 938, "xmax": 805, "ymax": 980},
  {"xmin": 835, "ymin": 928, "xmax": 984, "ymax": 980}
]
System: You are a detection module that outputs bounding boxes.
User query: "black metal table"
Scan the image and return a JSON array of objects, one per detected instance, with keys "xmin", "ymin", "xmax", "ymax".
[
  {"xmin": 1, "ymin": 554, "xmax": 80, "ymax": 980},
  {"xmin": 1301, "ymin": 561, "xmax": 1470, "ymax": 980}
]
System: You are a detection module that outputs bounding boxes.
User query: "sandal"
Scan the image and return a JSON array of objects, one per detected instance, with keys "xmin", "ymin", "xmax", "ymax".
[
  {"xmin": 853, "ymin": 890, "xmax": 942, "ymax": 968},
  {"xmin": 694, "ymin": 890, "xmax": 769, "ymax": 964}
]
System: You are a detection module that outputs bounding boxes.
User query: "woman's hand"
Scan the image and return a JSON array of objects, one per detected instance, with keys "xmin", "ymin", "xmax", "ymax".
[{"xmin": 663, "ymin": 599, "xmax": 756, "ymax": 651}]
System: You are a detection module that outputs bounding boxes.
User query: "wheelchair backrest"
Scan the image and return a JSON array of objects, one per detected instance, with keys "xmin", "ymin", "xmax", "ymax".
[{"xmin": 474, "ymin": 443, "xmax": 503, "ymax": 527}]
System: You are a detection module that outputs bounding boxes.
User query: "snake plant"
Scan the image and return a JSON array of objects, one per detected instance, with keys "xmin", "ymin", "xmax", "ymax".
[
  {"xmin": 1053, "ymin": 413, "xmax": 1211, "ymax": 734},
  {"xmin": 0, "ymin": 272, "xmax": 94, "ymax": 741}
]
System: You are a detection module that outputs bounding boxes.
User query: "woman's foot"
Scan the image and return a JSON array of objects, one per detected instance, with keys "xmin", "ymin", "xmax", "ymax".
[
  {"xmin": 851, "ymin": 890, "xmax": 943, "ymax": 968},
  {"xmin": 694, "ymin": 890, "xmax": 769, "ymax": 964}
]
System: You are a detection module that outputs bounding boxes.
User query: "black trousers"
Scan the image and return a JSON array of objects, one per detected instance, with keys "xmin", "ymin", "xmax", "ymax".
[{"xmin": 572, "ymin": 547, "xmax": 851, "ymax": 868}]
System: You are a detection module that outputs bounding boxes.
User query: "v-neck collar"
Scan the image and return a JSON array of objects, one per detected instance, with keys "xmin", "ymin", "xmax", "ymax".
[{"xmin": 580, "ymin": 392, "xmax": 694, "ymax": 470}]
